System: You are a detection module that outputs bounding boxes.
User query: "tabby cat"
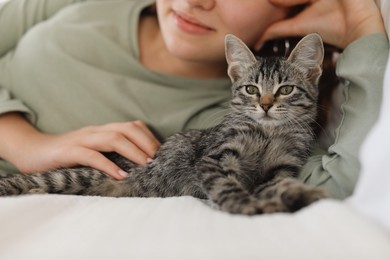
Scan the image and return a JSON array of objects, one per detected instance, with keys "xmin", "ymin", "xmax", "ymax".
[{"xmin": 0, "ymin": 33, "xmax": 326, "ymax": 215}]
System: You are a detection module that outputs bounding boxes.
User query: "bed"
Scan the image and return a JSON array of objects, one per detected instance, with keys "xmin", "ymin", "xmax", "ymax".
[{"xmin": 0, "ymin": 0, "xmax": 389, "ymax": 259}]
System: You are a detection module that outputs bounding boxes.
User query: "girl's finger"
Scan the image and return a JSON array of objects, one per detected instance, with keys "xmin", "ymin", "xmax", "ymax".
[
  {"xmin": 101, "ymin": 121, "xmax": 160, "ymax": 158},
  {"xmin": 121, "ymin": 123, "xmax": 160, "ymax": 158},
  {"xmin": 133, "ymin": 121, "xmax": 161, "ymax": 144},
  {"xmin": 71, "ymin": 147, "xmax": 128, "ymax": 180},
  {"xmin": 81, "ymin": 131, "xmax": 151, "ymax": 164}
]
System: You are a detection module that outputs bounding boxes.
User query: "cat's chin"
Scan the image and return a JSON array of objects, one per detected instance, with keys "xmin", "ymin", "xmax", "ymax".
[
  {"xmin": 251, "ymin": 115, "xmax": 282, "ymax": 126},
  {"xmin": 259, "ymin": 119, "xmax": 279, "ymax": 127}
]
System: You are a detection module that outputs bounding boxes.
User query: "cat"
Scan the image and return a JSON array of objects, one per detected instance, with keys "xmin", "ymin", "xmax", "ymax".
[{"xmin": 0, "ymin": 33, "xmax": 326, "ymax": 215}]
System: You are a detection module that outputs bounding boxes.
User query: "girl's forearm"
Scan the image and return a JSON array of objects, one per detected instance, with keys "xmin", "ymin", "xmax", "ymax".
[{"xmin": 0, "ymin": 112, "xmax": 45, "ymax": 171}]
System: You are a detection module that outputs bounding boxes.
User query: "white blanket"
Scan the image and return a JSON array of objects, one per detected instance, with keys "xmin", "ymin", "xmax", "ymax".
[
  {"xmin": 0, "ymin": 195, "xmax": 389, "ymax": 260},
  {"xmin": 1, "ymin": 0, "xmax": 390, "ymax": 259}
]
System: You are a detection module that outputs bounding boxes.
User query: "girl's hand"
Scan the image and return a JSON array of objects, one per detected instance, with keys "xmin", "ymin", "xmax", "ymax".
[
  {"xmin": 12, "ymin": 120, "xmax": 161, "ymax": 180},
  {"xmin": 256, "ymin": 0, "xmax": 386, "ymax": 49}
]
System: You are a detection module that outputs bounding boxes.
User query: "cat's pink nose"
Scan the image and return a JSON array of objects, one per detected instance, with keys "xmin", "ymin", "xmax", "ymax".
[
  {"xmin": 259, "ymin": 95, "xmax": 274, "ymax": 113},
  {"xmin": 261, "ymin": 104, "xmax": 273, "ymax": 112}
]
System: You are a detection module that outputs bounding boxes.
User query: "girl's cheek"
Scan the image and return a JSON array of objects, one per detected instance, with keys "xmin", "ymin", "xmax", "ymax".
[{"xmin": 219, "ymin": 4, "xmax": 289, "ymax": 44}]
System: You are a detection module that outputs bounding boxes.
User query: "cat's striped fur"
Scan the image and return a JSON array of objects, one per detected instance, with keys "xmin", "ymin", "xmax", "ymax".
[{"xmin": 0, "ymin": 34, "xmax": 326, "ymax": 215}]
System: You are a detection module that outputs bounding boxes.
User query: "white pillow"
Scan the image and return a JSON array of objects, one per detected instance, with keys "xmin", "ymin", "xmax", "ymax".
[{"xmin": 350, "ymin": 0, "xmax": 390, "ymax": 231}]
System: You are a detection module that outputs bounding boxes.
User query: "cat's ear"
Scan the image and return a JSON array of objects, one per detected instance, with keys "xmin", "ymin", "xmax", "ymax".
[
  {"xmin": 287, "ymin": 33, "xmax": 324, "ymax": 84},
  {"xmin": 225, "ymin": 34, "xmax": 257, "ymax": 82}
]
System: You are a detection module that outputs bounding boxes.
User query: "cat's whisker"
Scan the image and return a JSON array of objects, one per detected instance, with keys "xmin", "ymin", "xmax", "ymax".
[
  {"xmin": 285, "ymin": 115, "xmax": 315, "ymax": 138},
  {"xmin": 316, "ymin": 103, "xmax": 329, "ymax": 113}
]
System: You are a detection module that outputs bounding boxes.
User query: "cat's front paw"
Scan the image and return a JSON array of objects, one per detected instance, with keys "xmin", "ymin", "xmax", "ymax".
[
  {"xmin": 222, "ymin": 199, "xmax": 288, "ymax": 215},
  {"xmin": 246, "ymin": 200, "xmax": 289, "ymax": 215},
  {"xmin": 278, "ymin": 179, "xmax": 327, "ymax": 212}
]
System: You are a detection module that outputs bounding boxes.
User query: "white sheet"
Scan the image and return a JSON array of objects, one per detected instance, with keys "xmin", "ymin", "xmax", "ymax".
[{"xmin": 0, "ymin": 195, "xmax": 389, "ymax": 260}]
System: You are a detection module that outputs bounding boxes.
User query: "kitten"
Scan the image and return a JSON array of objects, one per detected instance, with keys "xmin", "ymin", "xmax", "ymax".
[{"xmin": 0, "ymin": 34, "xmax": 326, "ymax": 215}]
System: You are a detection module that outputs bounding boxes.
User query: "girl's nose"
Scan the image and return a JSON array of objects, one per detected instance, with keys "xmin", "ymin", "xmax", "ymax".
[{"xmin": 187, "ymin": 0, "xmax": 215, "ymax": 10}]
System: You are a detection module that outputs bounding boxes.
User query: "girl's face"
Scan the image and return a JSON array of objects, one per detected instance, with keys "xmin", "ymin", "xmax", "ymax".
[{"xmin": 156, "ymin": 0, "xmax": 289, "ymax": 65}]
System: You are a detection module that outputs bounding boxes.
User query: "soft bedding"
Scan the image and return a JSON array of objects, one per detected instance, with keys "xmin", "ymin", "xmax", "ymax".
[
  {"xmin": 1, "ymin": 0, "xmax": 390, "ymax": 259},
  {"xmin": 0, "ymin": 196, "xmax": 389, "ymax": 260}
]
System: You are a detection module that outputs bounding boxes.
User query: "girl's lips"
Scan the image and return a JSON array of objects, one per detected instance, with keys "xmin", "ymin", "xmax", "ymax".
[{"xmin": 173, "ymin": 11, "xmax": 215, "ymax": 34}]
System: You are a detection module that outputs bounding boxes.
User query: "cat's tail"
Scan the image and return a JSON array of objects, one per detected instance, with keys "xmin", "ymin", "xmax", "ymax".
[
  {"xmin": 0, "ymin": 170, "xmax": 114, "ymax": 196},
  {"xmin": 0, "ymin": 173, "xmax": 43, "ymax": 196},
  {"xmin": 0, "ymin": 169, "xmax": 145, "ymax": 197}
]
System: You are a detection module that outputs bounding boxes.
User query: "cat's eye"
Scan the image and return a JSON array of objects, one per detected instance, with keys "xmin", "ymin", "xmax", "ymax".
[
  {"xmin": 278, "ymin": 86, "xmax": 294, "ymax": 95},
  {"xmin": 245, "ymin": 85, "xmax": 259, "ymax": 95}
]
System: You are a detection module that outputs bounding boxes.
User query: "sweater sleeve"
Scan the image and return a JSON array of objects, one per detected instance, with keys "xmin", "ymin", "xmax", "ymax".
[
  {"xmin": 0, "ymin": 0, "xmax": 90, "ymax": 57},
  {"xmin": 299, "ymin": 33, "xmax": 390, "ymax": 199},
  {"xmin": 0, "ymin": 0, "xmax": 89, "ymax": 121}
]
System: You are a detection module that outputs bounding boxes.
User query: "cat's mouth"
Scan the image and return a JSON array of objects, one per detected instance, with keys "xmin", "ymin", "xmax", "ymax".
[
  {"xmin": 257, "ymin": 112, "xmax": 285, "ymax": 126},
  {"xmin": 261, "ymin": 114, "xmax": 275, "ymax": 122},
  {"xmin": 251, "ymin": 112, "xmax": 276, "ymax": 124}
]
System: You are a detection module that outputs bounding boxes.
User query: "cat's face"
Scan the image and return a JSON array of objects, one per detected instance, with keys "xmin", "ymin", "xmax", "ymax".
[{"xmin": 225, "ymin": 34, "xmax": 324, "ymax": 126}]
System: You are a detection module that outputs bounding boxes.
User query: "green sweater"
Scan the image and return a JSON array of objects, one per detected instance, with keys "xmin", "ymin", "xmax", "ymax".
[{"xmin": 0, "ymin": 0, "xmax": 388, "ymax": 199}]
